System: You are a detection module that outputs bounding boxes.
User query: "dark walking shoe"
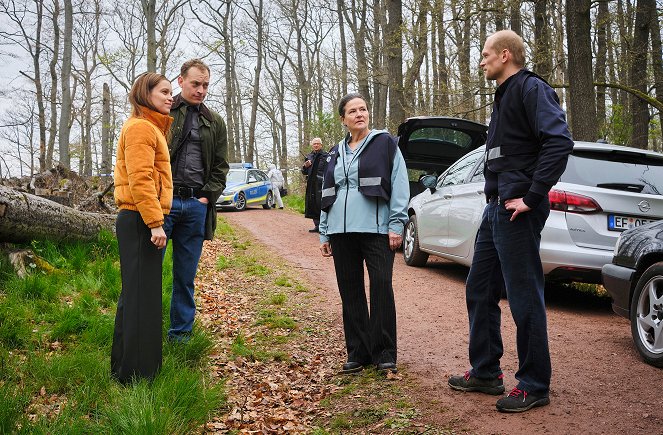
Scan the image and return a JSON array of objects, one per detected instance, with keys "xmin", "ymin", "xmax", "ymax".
[
  {"xmin": 496, "ymin": 388, "xmax": 550, "ymax": 413},
  {"xmin": 340, "ymin": 361, "xmax": 364, "ymax": 374},
  {"xmin": 448, "ymin": 371, "xmax": 505, "ymax": 395},
  {"xmin": 376, "ymin": 362, "xmax": 397, "ymax": 374},
  {"xmin": 308, "ymin": 227, "xmax": 319, "ymax": 233}
]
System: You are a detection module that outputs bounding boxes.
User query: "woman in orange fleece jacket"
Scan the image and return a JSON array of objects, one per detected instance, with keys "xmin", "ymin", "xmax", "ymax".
[{"xmin": 111, "ymin": 72, "xmax": 174, "ymax": 384}]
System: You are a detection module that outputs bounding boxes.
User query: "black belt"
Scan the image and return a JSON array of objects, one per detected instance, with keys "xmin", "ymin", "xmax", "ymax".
[{"xmin": 173, "ymin": 185, "xmax": 202, "ymax": 198}]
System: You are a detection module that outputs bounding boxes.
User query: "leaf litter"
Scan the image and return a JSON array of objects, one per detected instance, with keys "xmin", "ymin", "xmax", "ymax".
[{"xmin": 195, "ymin": 221, "xmax": 447, "ymax": 434}]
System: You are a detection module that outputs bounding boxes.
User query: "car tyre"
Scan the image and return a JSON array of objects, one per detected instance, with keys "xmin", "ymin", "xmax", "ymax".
[
  {"xmin": 630, "ymin": 261, "xmax": 663, "ymax": 368},
  {"xmin": 235, "ymin": 192, "xmax": 247, "ymax": 211},
  {"xmin": 262, "ymin": 191, "xmax": 274, "ymax": 209},
  {"xmin": 403, "ymin": 215, "xmax": 428, "ymax": 267}
]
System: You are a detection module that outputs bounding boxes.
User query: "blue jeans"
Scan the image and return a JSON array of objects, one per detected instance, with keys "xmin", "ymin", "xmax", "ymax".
[
  {"xmin": 466, "ymin": 197, "xmax": 551, "ymax": 395},
  {"xmin": 163, "ymin": 196, "xmax": 207, "ymax": 339}
]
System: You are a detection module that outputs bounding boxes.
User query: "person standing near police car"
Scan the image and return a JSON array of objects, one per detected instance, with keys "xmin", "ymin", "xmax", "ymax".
[
  {"xmin": 302, "ymin": 138, "xmax": 328, "ymax": 232},
  {"xmin": 266, "ymin": 164, "xmax": 284, "ymax": 209},
  {"xmin": 163, "ymin": 59, "xmax": 229, "ymax": 341},
  {"xmin": 447, "ymin": 30, "xmax": 573, "ymax": 412}
]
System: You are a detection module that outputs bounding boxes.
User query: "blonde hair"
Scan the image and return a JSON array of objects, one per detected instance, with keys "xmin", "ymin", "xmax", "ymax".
[
  {"xmin": 490, "ymin": 30, "xmax": 526, "ymax": 68},
  {"xmin": 129, "ymin": 72, "xmax": 170, "ymax": 117}
]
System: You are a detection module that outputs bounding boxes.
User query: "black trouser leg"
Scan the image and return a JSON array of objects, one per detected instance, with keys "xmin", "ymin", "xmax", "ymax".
[
  {"xmin": 330, "ymin": 233, "xmax": 397, "ymax": 365},
  {"xmin": 330, "ymin": 234, "xmax": 371, "ymax": 364},
  {"xmin": 361, "ymin": 233, "xmax": 397, "ymax": 364},
  {"xmin": 111, "ymin": 210, "xmax": 163, "ymax": 383}
]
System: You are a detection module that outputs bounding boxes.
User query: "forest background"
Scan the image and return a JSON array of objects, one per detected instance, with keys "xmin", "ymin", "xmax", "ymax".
[{"xmin": 0, "ymin": 0, "xmax": 661, "ymax": 188}]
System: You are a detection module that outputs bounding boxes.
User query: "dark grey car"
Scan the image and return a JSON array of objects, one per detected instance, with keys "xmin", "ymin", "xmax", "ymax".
[{"xmin": 602, "ymin": 220, "xmax": 663, "ymax": 367}]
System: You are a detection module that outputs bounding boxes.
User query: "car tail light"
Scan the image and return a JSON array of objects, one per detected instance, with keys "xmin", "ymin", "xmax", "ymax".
[{"xmin": 548, "ymin": 189, "xmax": 602, "ymax": 213}]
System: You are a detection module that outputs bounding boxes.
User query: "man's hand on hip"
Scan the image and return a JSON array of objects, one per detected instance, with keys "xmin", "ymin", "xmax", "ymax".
[{"xmin": 504, "ymin": 197, "xmax": 531, "ymax": 221}]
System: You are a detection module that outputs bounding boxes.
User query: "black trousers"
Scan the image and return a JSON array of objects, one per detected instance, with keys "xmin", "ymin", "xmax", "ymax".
[
  {"xmin": 330, "ymin": 233, "xmax": 397, "ymax": 365},
  {"xmin": 111, "ymin": 210, "xmax": 163, "ymax": 383}
]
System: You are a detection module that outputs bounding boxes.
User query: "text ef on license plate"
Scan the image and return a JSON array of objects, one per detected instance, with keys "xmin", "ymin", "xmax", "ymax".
[{"xmin": 608, "ymin": 214, "xmax": 657, "ymax": 231}]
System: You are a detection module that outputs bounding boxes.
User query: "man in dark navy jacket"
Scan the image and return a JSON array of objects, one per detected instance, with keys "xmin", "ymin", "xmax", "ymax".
[{"xmin": 448, "ymin": 30, "xmax": 573, "ymax": 413}]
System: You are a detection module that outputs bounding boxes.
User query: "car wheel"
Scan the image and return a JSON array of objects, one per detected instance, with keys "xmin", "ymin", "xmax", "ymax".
[
  {"xmin": 403, "ymin": 215, "xmax": 428, "ymax": 267},
  {"xmin": 235, "ymin": 192, "xmax": 247, "ymax": 211},
  {"xmin": 262, "ymin": 191, "xmax": 274, "ymax": 209},
  {"xmin": 630, "ymin": 261, "xmax": 663, "ymax": 368}
]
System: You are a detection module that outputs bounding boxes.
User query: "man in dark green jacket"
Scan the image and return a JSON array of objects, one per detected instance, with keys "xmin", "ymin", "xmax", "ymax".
[{"xmin": 164, "ymin": 59, "xmax": 229, "ymax": 341}]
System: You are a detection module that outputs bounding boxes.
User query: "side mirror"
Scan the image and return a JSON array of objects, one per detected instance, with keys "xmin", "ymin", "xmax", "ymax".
[{"xmin": 420, "ymin": 175, "xmax": 438, "ymax": 192}]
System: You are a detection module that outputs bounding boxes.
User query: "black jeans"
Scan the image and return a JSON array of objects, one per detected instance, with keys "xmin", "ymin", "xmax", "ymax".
[
  {"xmin": 466, "ymin": 197, "xmax": 551, "ymax": 395},
  {"xmin": 330, "ymin": 233, "xmax": 397, "ymax": 365},
  {"xmin": 111, "ymin": 210, "xmax": 163, "ymax": 383}
]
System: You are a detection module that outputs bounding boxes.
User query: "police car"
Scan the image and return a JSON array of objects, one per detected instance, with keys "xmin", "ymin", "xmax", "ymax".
[{"xmin": 216, "ymin": 163, "xmax": 275, "ymax": 211}]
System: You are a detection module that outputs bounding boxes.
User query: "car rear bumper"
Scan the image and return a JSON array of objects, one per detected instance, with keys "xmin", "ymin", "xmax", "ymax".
[
  {"xmin": 540, "ymin": 212, "xmax": 615, "ymax": 283},
  {"xmin": 601, "ymin": 263, "xmax": 635, "ymax": 318}
]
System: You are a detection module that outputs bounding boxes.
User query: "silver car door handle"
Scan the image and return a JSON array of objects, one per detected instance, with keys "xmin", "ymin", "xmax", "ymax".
[{"xmin": 443, "ymin": 193, "xmax": 452, "ymax": 199}]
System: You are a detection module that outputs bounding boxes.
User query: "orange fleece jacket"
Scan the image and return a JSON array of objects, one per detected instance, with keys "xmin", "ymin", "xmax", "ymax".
[{"xmin": 114, "ymin": 106, "xmax": 174, "ymax": 228}]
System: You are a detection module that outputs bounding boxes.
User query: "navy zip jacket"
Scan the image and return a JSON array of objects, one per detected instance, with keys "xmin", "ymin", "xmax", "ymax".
[{"xmin": 484, "ymin": 69, "xmax": 573, "ymax": 208}]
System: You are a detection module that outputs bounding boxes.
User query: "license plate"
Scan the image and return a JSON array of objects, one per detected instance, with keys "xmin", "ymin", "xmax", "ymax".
[{"xmin": 608, "ymin": 214, "xmax": 657, "ymax": 231}]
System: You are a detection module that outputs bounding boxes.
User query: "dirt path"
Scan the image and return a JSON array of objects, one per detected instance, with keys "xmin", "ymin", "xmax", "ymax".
[{"xmin": 222, "ymin": 207, "xmax": 663, "ymax": 435}]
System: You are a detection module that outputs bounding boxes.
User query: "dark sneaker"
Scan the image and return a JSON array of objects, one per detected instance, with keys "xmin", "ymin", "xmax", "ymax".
[
  {"xmin": 496, "ymin": 388, "xmax": 550, "ymax": 413},
  {"xmin": 448, "ymin": 371, "xmax": 505, "ymax": 395}
]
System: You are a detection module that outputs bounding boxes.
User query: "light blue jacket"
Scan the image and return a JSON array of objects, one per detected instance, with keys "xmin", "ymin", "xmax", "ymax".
[{"xmin": 319, "ymin": 130, "xmax": 409, "ymax": 243}]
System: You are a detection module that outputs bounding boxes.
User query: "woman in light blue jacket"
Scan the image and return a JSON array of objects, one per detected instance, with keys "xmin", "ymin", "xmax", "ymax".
[{"xmin": 319, "ymin": 93, "xmax": 409, "ymax": 375}]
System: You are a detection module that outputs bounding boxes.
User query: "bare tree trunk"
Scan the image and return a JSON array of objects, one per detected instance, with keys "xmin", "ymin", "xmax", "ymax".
[
  {"xmin": 510, "ymin": 0, "xmax": 522, "ymax": 36},
  {"xmin": 594, "ymin": 0, "xmax": 608, "ymax": 131},
  {"xmin": 494, "ymin": 0, "xmax": 505, "ymax": 30},
  {"xmin": 479, "ymin": 0, "xmax": 488, "ymax": 122},
  {"xmin": 101, "ymin": 83, "xmax": 112, "ymax": 175},
  {"xmin": 0, "ymin": 186, "xmax": 115, "ymax": 243},
  {"xmin": 246, "ymin": 0, "xmax": 264, "ymax": 164},
  {"xmin": 371, "ymin": 0, "xmax": 387, "ymax": 128},
  {"xmin": 628, "ymin": 0, "xmax": 652, "ymax": 149},
  {"xmin": 142, "ymin": 0, "xmax": 157, "ymax": 72},
  {"xmin": 386, "ymin": 0, "xmax": 404, "ymax": 128},
  {"xmin": 336, "ymin": 0, "xmax": 348, "ymax": 95},
  {"xmin": 34, "ymin": 0, "xmax": 46, "ymax": 172},
  {"xmin": 566, "ymin": 0, "xmax": 597, "ymax": 141},
  {"xmin": 435, "ymin": 1, "xmax": 450, "ymax": 113},
  {"xmin": 533, "ymin": 0, "xmax": 553, "ymax": 80},
  {"xmin": 46, "ymin": 0, "xmax": 60, "ymax": 169},
  {"xmin": 648, "ymin": 0, "xmax": 663, "ymax": 139},
  {"xmin": 616, "ymin": 0, "xmax": 630, "ymax": 106},
  {"xmin": 345, "ymin": 0, "xmax": 371, "ymax": 107},
  {"xmin": 403, "ymin": 0, "xmax": 429, "ymax": 118},
  {"xmin": 58, "ymin": 0, "xmax": 73, "ymax": 169}
]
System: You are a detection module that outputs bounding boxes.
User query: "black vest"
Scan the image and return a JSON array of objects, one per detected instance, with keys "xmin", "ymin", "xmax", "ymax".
[
  {"xmin": 486, "ymin": 70, "xmax": 556, "ymax": 173},
  {"xmin": 320, "ymin": 132, "xmax": 397, "ymax": 212}
]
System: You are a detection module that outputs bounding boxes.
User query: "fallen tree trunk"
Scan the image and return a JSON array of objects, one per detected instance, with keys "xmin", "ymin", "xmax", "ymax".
[{"xmin": 0, "ymin": 185, "xmax": 115, "ymax": 243}]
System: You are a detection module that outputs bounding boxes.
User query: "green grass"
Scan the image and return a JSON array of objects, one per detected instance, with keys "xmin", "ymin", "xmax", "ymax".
[
  {"xmin": 0, "ymin": 232, "xmax": 223, "ymax": 433},
  {"xmin": 282, "ymin": 194, "xmax": 305, "ymax": 214},
  {"xmin": 230, "ymin": 332, "xmax": 290, "ymax": 362},
  {"xmin": 255, "ymin": 309, "xmax": 297, "ymax": 329},
  {"xmin": 274, "ymin": 276, "xmax": 293, "ymax": 287},
  {"xmin": 268, "ymin": 292, "xmax": 287, "ymax": 305}
]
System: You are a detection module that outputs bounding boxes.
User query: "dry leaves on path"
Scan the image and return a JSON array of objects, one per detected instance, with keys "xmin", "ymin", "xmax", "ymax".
[{"xmin": 193, "ymin": 219, "xmax": 443, "ymax": 434}]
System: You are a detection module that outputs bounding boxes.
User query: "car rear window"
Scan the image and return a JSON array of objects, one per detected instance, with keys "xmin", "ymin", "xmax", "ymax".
[
  {"xmin": 560, "ymin": 150, "xmax": 663, "ymax": 195},
  {"xmin": 409, "ymin": 127, "xmax": 474, "ymax": 149}
]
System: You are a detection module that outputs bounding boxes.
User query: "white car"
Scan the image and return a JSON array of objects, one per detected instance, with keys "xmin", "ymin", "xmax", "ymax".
[{"xmin": 399, "ymin": 117, "xmax": 663, "ymax": 283}]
